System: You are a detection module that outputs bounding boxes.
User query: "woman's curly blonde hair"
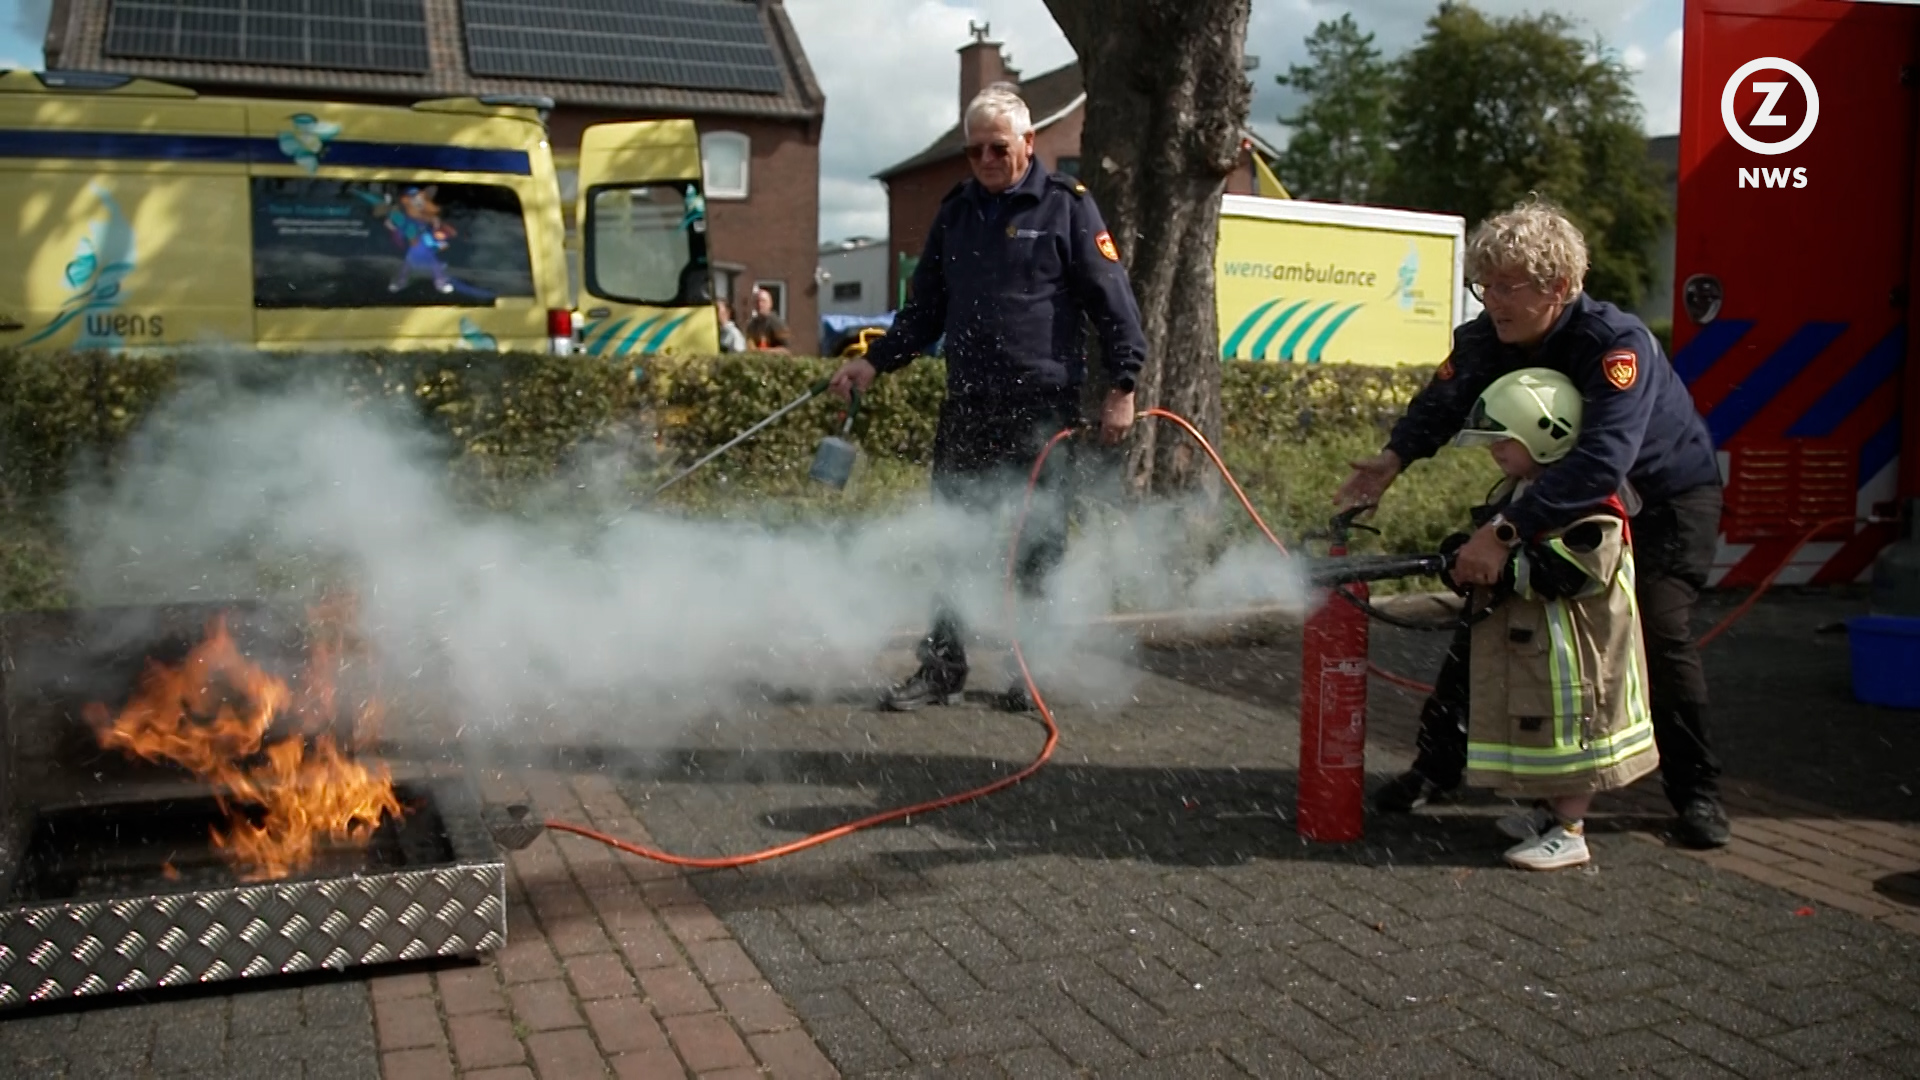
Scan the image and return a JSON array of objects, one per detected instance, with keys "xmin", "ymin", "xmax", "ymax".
[{"xmin": 1465, "ymin": 197, "xmax": 1589, "ymax": 296}]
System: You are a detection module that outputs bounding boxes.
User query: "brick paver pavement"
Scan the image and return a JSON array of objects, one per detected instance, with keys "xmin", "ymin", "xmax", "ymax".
[
  {"xmin": 1369, "ymin": 586, "xmax": 1920, "ymax": 938},
  {"xmin": 604, "ymin": 587, "xmax": 1920, "ymax": 1078},
  {"xmin": 365, "ymin": 770, "xmax": 839, "ymax": 1080},
  {"xmin": 4, "ymin": 588, "xmax": 1917, "ymax": 1079},
  {"xmin": 0, "ymin": 979, "xmax": 381, "ymax": 1080}
]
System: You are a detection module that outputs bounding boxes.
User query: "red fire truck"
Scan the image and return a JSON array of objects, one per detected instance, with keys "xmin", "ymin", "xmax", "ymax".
[{"xmin": 1674, "ymin": 0, "xmax": 1920, "ymax": 586}]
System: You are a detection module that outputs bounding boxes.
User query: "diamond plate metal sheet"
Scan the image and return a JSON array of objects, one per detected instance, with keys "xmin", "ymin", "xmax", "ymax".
[{"xmin": 0, "ymin": 780, "xmax": 504, "ymax": 1009}]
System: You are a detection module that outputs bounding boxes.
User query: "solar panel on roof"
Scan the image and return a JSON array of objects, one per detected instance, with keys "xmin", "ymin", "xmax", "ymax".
[
  {"xmin": 460, "ymin": 0, "xmax": 786, "ymax": 95},
  {"xmin": 103, "ymin": 0, "xmax": 431, "ymax": 75}
]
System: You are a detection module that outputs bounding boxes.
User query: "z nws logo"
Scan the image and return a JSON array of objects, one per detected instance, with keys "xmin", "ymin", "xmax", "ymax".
[{"xmin": 1723, "ymin": 57, "xmax": 1818, "ymax": 189}]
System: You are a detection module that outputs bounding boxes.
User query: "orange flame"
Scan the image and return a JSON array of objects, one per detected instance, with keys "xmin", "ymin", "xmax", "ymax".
[{"xmin": 83, "ymin": 598, "xmax": 403, "ymax": 882}]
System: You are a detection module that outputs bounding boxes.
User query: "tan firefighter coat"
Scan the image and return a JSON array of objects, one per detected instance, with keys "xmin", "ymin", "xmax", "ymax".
[{"xmin": 1466, "ymin": 483, "xmax": 1660, "ymax": 799}]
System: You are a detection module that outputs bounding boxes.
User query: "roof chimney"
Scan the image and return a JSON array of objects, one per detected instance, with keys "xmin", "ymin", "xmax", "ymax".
[{"xmin": 957, "ymin": 21, "xmax": 1008, "ymax": 127}]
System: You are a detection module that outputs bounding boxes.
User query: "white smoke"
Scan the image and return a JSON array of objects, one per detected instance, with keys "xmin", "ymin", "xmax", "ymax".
[{"xmin": 60, "ymin": 361, "xmax": 1313, "ymax": 743}]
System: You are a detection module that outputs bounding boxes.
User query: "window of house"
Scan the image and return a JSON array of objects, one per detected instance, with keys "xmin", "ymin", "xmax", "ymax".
[
  {"xmin": 832, "ymin": 281, "xmax": 862, "ymax": 302},
  {"xmin": 250, "ymin": 178, "xmax": 534, "ymax": 308},
  {"xmin": 1056, "ymin": 156, "xmax": 1082, "ymax": 177},
  {"xmin": 585, "ymin": 181, "xmax": 710, "ymax": 306},
  {"xmin": 711, "ymin": 264, "xmax": 745, "ymax": 312},
  {"xmin": 700, "ymin": 131, "xmax": 751, "ymax": 199},
  {"xmin": 752, "ymin": 279, "xmax": 787, "ymax": 318}
]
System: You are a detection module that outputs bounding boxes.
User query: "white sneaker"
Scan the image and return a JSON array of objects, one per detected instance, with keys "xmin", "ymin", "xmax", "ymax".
[
  {"xmin": 1497, "ymin": 803, "xmax": 1557, "ymax": 840},
  {"xmin": 1504, "ymin": 825, "xmax": 1591, "ymax": 870}
]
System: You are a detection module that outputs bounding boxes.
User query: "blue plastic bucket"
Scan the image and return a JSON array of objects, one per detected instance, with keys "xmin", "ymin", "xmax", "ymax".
[{"xmin": 1848, "ymin": 615, "xmax": 1920, "ymax": 709}]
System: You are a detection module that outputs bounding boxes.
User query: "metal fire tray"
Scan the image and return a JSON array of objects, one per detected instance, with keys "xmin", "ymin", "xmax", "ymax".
[{"xmin": 0, "ymin": 777, "xmax": 505, "ymax": 1009}]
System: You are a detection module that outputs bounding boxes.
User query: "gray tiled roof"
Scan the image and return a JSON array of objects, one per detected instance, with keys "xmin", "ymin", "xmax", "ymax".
[{"xmin": 43, "ymin": 0, "xmax": 823, "ymax": 120}]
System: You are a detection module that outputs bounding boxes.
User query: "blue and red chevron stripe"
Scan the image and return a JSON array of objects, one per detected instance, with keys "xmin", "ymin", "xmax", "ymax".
[{"xmin": 1673, "ymin": 317, "xmax": 1906, "ymax": 586}]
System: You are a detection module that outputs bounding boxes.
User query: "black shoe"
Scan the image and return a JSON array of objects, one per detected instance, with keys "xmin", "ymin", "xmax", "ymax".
[
  {"xmin": 1372, "ymin": 769, "xmax": 1457, "ymax": 814},
  {"xmin": 879, "ymin": 664, "xmax": 965, "ymax": 712},
  {"xmin": 1674, "ymin": 797, "xmax": 1732, "ymax": 849}
]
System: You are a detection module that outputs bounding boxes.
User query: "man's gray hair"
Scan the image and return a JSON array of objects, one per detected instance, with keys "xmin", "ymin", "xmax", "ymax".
[{"xmin": 964, "ymin": 82, "xmax": 1034, "ymax": 139}]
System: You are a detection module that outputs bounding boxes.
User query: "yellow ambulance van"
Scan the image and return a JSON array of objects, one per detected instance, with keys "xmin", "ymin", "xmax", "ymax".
[{"xmin": 0, "ymin": 68, "xmax": 718, "ymax": 357}]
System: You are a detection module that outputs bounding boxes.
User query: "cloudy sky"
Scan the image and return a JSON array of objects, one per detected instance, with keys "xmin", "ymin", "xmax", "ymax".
[
  {"xmin": 786, "ymin": 0, "xmax": 1685, "ymax": 241},
  {"xmin": 1, "ymin": 0, "xmax": 1682, "ymax": 243}
]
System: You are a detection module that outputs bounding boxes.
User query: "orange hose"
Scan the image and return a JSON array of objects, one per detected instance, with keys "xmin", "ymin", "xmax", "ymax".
[
  {"xmin": 548, "ymin": 411, "xmax": 1263, "ymax": 868},
  {"xmin": 1695, "ymin": 515, "xmax": 1863, "ymax": 648},
  {"xmin": 1366, "ymin": 662, "xmax": 1441, "ymax": 695},
  {"xmin": 1366, "ymin": 513, "xmax": 1869, "ymax": 696},
  {"xmin": 1138, "ymin": 408, "xmax": 1290, "ymax": 555}
]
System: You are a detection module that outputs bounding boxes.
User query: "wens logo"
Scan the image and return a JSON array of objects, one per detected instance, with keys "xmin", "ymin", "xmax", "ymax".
[
  {"xmin": 1722, "ymin": 57, "xmax": 1818, "ymax": 189},
  {"xmin": 24, "ymin": 184, "xmax": 139, "ymax": 347}
]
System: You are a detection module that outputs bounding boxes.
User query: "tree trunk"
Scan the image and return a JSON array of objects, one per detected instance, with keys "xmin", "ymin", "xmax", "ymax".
[{"xmin": 1044, "ymin": 0, "xmax": 1252, "ymax": 495}]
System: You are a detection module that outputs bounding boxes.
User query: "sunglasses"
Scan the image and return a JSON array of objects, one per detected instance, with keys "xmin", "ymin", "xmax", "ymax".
[{"xmin": 964, "ymin": 142, "xmax": 1013, "ymax": 162}]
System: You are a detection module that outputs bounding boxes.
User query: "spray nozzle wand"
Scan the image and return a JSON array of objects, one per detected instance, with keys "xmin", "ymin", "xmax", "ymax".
[
  {"xmin": 646, "ymin": 377, "xmax": 839, "ymax": 501},
  {"xmin": 1303, "ymin": 504, "xmax": 1382, "ymax": 553},
  {"xmin": 1295, "ymin": 502, "xmax": 1463, "ymax": 589}
]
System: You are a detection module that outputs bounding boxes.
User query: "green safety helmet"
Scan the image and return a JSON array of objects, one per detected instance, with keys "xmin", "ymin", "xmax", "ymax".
[{"xmin": 1453, "ymin": 368, "xmax": 1582, "ymax": 464}]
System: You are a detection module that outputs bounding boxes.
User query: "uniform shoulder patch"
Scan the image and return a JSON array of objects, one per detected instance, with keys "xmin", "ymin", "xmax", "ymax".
[
  {"xmin": 1095, "ymin": 230, "xmax": 1119, "ymax": 261},
  {"xmin": 1602, "ymin": 349, "xmax": 1638, "ymax": 390}
]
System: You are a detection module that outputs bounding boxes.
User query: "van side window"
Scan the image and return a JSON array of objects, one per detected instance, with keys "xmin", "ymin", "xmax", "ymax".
[
  {"xmin": 251, "ymin": 178, "xmax": 534, "ymax": 308},
  {"xmin": 586, "ymin": 183, "xmax": 710, "ymax": 307}
]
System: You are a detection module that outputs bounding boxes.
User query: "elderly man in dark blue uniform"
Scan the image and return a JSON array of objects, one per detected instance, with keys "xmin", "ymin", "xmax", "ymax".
[
  {"xmin": 1338, "ymin": 199, "xmax": 1732, "ymax": 850},
  {"xmin": 828, "ymin": 83, "xmax": 1148, "ymax": 712}
]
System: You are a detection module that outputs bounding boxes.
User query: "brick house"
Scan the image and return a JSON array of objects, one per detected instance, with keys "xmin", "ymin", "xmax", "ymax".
[
  {"xmin": 42, "ymin": 0, "xmax": 827, "ymax": 352},
  {"xmin": 875, "ymin": 27, "xmax": 1279, "ymax": 309}
]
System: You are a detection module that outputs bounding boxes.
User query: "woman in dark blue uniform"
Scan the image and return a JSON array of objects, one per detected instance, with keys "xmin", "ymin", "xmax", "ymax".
[{"xmin": 1339, "ymin": 199, "xmax": 1732, "ymax": 850}]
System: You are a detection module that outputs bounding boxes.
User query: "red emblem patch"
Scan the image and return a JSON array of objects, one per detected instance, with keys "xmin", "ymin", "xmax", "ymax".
[
  {"xmin": 1436, "ymin": 358, "xmax": 1455, "ymax": 381},
  {"xmin": 1095, "ymin": 230, "xmax": 1119, "ymax": 261},
  {"xmin": 1603, "ymin": 349, "xmax": 1638, "ymax": 390}
]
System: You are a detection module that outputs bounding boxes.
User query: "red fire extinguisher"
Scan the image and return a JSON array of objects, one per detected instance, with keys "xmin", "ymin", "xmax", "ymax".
[{"xmin": 1299, "ymin": 510, "xmax": 1373, "ymax": 842}]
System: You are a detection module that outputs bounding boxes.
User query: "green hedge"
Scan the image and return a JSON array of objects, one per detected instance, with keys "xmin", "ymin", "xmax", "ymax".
[{"xmin": 0, "ymin": 348, "xmax": 1499, "ymax": 610}]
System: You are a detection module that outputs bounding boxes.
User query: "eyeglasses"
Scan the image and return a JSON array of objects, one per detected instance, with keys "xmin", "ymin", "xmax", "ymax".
[
  {"xmin": 1469, "ymin": 280, "xmax": 1547, "ymax": 303},
  {"xmin": 964, "ymin": 142, "xmax": 1013, "ymax": 162}
]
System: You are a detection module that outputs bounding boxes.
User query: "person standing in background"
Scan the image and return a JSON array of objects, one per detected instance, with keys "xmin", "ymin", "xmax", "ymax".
[{"xmin": 745, "ymin": 287, "xmax": 791, "ymax": 353}]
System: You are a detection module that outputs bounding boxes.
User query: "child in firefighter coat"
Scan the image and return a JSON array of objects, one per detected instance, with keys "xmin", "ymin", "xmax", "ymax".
[{"xmin": 1447, "ymin": 368, "xmax": 1660, "ymax": 871}]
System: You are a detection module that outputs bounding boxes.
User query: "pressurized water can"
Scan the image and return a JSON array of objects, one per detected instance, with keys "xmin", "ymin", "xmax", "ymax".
[{"xmin": 810, "ymin": 435, "xmax": 857, "ymax": 490}]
